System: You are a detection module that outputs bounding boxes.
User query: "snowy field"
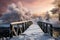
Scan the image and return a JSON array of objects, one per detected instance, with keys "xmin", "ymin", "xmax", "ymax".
[{"xmin": 10, "ymin": 19, "xmax": 55, "ymax": 40}]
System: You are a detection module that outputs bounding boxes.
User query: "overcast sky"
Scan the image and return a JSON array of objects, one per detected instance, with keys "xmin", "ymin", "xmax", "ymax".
[{"xmin": 0, "ymin": 0, "xmax": 54, "ymax": 13}]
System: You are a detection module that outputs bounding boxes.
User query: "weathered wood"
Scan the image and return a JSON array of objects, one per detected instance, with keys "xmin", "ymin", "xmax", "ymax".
[
  {"xmin": 10, "ymin": 20, "xmax": 33, "ymax": 37},
  {"xmin": 37, "ymin": 20, "xmax": 60, "ymax": 38},
  {"xmin": 0, "ymin": 20, "xmax": 32, "ymax": 39}
]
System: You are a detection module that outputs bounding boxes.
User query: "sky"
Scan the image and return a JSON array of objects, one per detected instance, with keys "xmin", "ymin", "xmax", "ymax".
[
  {"xmin": 0, "ymin": 0, "xmax": 54, "ymax": 14},
  {"xmin": 21, "ymin": 0, "xmax": 54, "ymax": 13}
]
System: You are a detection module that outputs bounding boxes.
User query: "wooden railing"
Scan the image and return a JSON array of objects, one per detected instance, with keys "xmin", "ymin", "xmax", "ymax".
[
  {"xmin": 37, "ymin": 21, "xmax": 53, "ymax": 36},
  {"xmin": 10, "ymin": 20, "xmax": 33, "ymax": 37},
  {"xmin": 0, "ymin": 20, "xmax": 33, "ymax": 39},
  {"xmin": 37, "ymin": 20, "xmax": 60, "ymax": 38}
]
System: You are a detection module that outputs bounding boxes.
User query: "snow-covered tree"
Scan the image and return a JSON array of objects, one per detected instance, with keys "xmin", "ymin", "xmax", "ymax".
[
  {"xmin": 51, "ymin": 0, "xmax": 60, "ymax": 21},
  {"xmin": 1, "ymin": 3, "xmax": 32, "ymax": 23}
]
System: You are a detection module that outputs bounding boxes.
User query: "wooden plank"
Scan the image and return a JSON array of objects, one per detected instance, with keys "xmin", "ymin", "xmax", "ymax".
[{"xmin": 11, "ymin": 20, "xmax": 32, "ymax": 25}]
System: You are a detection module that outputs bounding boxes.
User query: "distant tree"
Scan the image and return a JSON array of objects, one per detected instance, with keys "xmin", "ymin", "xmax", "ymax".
[
  {"xmin": 45, "ymin": 12, "xmax": 50, "ymax": 20},
  {"xmin": 1, "ymin": 11, "xmax": 21, "ymax": 23},
  {"xmin": 1, "ymin": 3, "xmax": 23, "ymax": 23},
  {"xmin": 51, "ymin": 8, "xmax": 59, "ymax": 14},
  {"xmin": 51, "ymin": 0, "xmax": 60, "ymax": 21},
  {"xmin": 1, "ymin": 3, "xmax": 32, "ymax": 23}
]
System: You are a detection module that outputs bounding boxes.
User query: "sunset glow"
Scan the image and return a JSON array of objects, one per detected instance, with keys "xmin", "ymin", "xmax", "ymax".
[
  {"xmin": 0, "ymin": 0, "xmax": 54, "ymax": 14},
  {"xmin": 21, "ymin": 0, "xmax": 55, "ymax": 13}
]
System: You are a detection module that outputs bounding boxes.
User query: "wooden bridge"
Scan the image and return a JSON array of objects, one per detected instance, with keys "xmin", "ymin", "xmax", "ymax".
[
  {"xmin": 0, "ymin": 19, "xmax": 60, "ymax": 40},
  {"xmin": 37, "ymin": 20, "xmax": 60, "ymax": 38},
  {"xmin": 0, "ymin": 20, "xmax": 33, "ymax": 40},
  {"xmin": 10, "ymin": 20, "xmax": 33, "ymax": 37}
]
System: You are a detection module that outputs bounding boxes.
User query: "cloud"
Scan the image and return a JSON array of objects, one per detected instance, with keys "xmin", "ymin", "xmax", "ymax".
[
  {"xmin": 21, "ymin": 0, "xmax": 54, "ymax": 13},
  {"xmin": 21, "ymin": 0, "xmax": 37, "ymax": 3},
  {"xmin": 0, "ymin": 0, "xmax": 21, "ymax": 13},
  {"xmin": 0, "ymin": 3, "xmax": 32, "ymax": 22},
  {"xmin": 0, "ymin": 0, "xmax": 54, "ymax": 14}
]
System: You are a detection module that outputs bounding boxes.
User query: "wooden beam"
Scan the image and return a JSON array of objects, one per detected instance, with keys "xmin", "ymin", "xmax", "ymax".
[{"xmin": 11, "ymin": 20, "xmax": 32, "ymax": 25}]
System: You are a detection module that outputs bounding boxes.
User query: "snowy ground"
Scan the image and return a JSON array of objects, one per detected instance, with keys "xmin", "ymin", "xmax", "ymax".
[{"xmin": 10, "ymin": 19, "xmax": 55, "ymax": 40}]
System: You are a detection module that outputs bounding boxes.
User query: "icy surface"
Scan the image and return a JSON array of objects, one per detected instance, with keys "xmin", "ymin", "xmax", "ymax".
[{"xmin": 10, "ymin": 20, "xmax": 55, "ymax": 40}]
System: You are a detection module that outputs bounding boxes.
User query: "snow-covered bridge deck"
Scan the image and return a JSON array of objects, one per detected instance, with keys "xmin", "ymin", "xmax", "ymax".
[{"xmin": 10, "ymin": 22, "xmax": 55, "ymax": 40}]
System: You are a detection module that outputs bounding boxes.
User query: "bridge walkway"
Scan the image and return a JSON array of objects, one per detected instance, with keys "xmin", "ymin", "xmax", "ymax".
[{"xmin": 10, "ymin": 22, "xmax": 55, "ymax": 40}]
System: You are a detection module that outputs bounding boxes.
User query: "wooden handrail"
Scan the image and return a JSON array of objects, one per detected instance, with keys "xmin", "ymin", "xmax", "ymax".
[
  {"xmin": 10, "ymin": 20, "xmax": 33, "ymax": 37},
  {"xmin": 11, "ymin": 20, "xmax": 32, "ymax": 25}
]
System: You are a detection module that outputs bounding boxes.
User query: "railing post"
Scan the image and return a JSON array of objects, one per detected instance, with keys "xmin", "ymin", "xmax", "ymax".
[
  {"xmin": 42, "ymin": 22, "xmax": 45, "ymax": 32},
  {"xmin": 45, "ymin": 23, "xmax": 47, "ymax": 33},
  {"xmin": 48, "ymin": 24, "xmax": 52, "ymax": 36},
  {"xmin": 23, "ymin": 22, "xmax": 25, "ymax": 32},
  {"xmin": 10, "ymin": 24, "xmax": 13, "ymax": 38},
  {"xmin": 12, "ymin": 25, "xmax": 18, "ymax": 36},
  {"xmin": 38, "ymin": 22, "xmax": 42, "ymax": 29},
  {"xmin": 18, "ymin": 24, "xmax": 23, "ymax": 35},
  {"xmin": 22, "ymin": 23, "xmax": 25, "ymax": 32},
  {"xmin": 25, "ymin": 22, "xmax": 27, "ymax": 30},
  {"xmin": 49, "ymin": 24, "xmax": 53, "ymax": 36},
  {"xmin": 17, "ymin": 24, "xmax": 19, "ymax": 35},
  {"xmin": 10, "ymin": 24, "xmax": 17, "ymax": 36}
]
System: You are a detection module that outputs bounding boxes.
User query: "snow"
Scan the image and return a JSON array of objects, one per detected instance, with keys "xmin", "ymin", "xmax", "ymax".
[{"xmin": 10, "ymin": 20, "xmax": 55, "ymax": 40}]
